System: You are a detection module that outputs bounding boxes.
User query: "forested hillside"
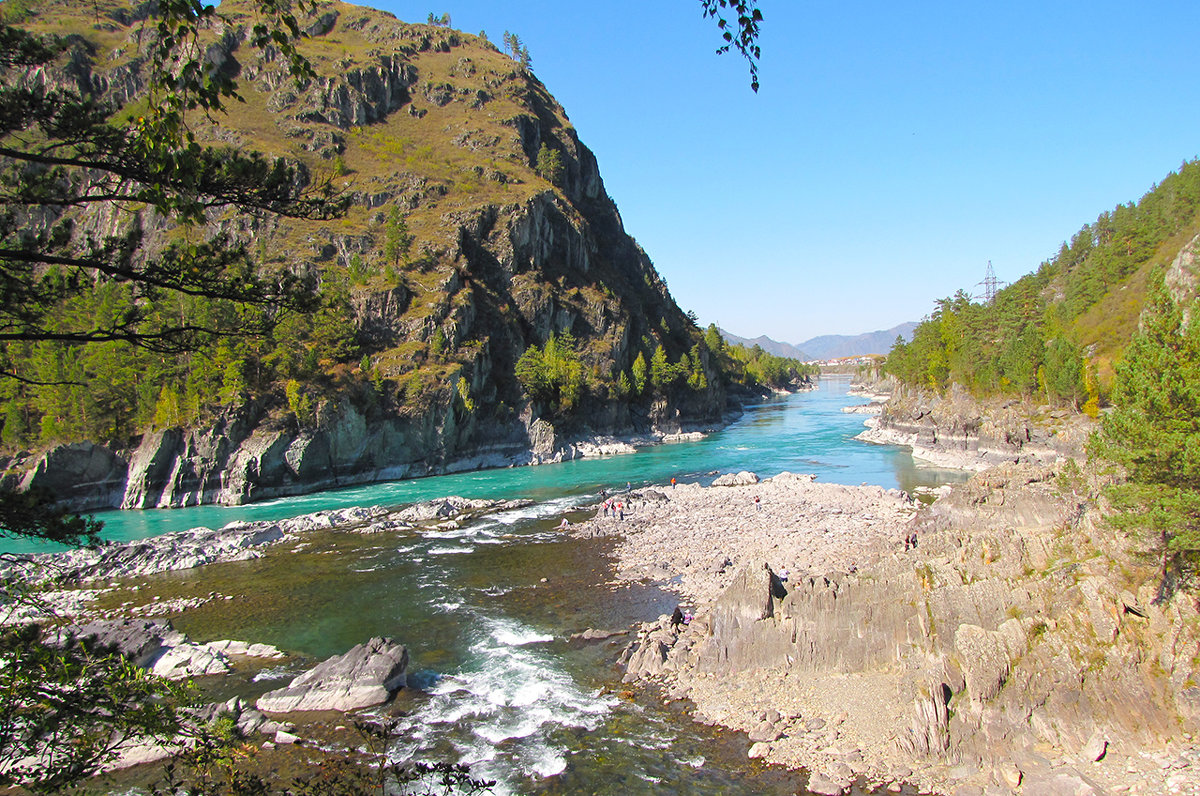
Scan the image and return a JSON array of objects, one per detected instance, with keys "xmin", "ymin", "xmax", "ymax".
[
  {"xmin": 0, "ymin": 0, "xmax": 785, "ymax": 505},
  {"xmin": 886, "ymin": 159, "xmax": 1200, "ymax": 408}
]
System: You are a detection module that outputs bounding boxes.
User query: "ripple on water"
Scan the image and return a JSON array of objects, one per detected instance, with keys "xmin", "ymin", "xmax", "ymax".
[{"xmin": 389, "ymin": 614, "xmax": 614, "ymax": 792}]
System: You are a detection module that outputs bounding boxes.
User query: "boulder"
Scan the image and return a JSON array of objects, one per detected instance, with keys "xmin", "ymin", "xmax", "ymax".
[
  {"xmin": 1080, "ymin": 730, "xmax": 1108, "ymax": 762},
  {"xmin": 748, "ymin": 720, "xmax": 782, "ymax": 742},
  {"xmin": 59, "ymin": 618, "xmax": 230, "ymax": 679},
  {"xmin": 256, "ymin": 637, "xmax": 408, "ymax": 713},
  {"xmin": 622, "ymin": 628, "xmax": 673, "ymax": 682},
  {"xmin": 806, "ymin": 771, "xmax": 849, "ymax": 796},
  {"xmin": 711, "ymin": 471, "xmax": 759, "ymax": 487},
  {"xmin": 66, "ymin": 618, "xmax": 171, "ymax": 668},
  {"xmin": 746, "ymin": 741, "xmax": 771, "ymax": 759},
  {"xmin": 1019, "ymin": 770, "xmax": 1102, "ymax": 796}
]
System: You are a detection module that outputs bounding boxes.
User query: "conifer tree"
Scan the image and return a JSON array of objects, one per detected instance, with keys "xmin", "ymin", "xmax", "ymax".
[{"xmin": 1093, "ymin": 280, "xmax": 1200, "ymax": 599}]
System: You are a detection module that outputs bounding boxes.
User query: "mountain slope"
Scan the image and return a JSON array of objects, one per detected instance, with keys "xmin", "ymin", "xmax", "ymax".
[
  {"xmin": 886, "ymin": 160, "xmax": 1200, "ymax": 402},
  {"xmin": 2, "ymin": 0, "xmax": 736, "ymax": 508}
]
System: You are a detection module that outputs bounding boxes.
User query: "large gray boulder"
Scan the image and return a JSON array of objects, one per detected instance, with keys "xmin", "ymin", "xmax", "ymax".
[
  {"xmin": 256, "ymin": 637, "xmax": 408, "ymax": 713},
  {"xmin": 711, "ymin": 471, "xmax": 759, "ymax": 487},
  {"xmin": 52, "ymin": 618, "xmax": 231, "ymax": 679}
]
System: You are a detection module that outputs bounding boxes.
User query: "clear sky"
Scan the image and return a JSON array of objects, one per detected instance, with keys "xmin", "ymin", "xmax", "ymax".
[{"xmin": 371, "ymin": 1, "xmax": 1200, "ymax": 344}]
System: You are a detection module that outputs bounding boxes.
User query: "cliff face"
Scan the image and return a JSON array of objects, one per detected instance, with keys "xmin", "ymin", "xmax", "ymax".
[
  {"xmin": 5, "ymin": 0, "xmax": 735, "ymax": 508},
  {"xmin": 857, "ymin": 381, "xmax": 1095, "ymax": 471}
]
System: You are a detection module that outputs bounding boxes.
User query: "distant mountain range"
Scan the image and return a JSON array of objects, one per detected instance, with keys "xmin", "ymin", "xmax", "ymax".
[{"xmin": 721, "ymin": 322, "xmax": 917, "ymax": 361}]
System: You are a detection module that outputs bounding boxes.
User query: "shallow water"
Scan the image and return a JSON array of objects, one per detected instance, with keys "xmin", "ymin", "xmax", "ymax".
[{"xmin": 27, "ymin": 379, "xmax": 965, "ymax": 794}]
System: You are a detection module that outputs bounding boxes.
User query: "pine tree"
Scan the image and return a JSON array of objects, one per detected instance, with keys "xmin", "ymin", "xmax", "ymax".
[
  {"xmin": 1093, "ymin": 280, "xmax": 1200, "ymax": 599},
  {"xmin": 535, "ymin": 143, "xmax": 564, "ymax": 186}
]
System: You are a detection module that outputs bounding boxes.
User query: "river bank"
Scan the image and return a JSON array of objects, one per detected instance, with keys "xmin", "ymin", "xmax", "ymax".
[
  {"xmin": 850, "ymin": 381, "xmax": 1095, "ymax": 472},
  {"xmin": 7, "ymin": 376, "xmax": 819, "ymax": 517},
  {"xmin": 603, "ymin": 467, "xmax": 1200, "ymax": 796}
]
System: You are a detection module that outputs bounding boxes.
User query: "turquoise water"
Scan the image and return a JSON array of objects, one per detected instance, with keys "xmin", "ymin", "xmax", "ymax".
[
  {"xmin": 19, "ymin": 379, "xmax": 961, "ymax": 794},
  {"xmin": 8, "ymin": 377, "xmax": 964, "ymax": 555}
]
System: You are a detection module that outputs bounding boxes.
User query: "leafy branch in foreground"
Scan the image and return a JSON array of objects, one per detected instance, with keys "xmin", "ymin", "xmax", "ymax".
[
  {"xmin": 701, "ymin": 0, "xmax": 764, "ymax": 92},
  {"xmin": 0, "ymin": 624, "xmax": 191, "ymax": 793},
  {"xmin": 0, "ymin": 0, "xmax": 349, "ymax": 368}
]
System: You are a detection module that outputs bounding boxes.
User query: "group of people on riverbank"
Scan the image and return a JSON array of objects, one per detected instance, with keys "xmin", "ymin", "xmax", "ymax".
[{"xmin": 599, "ymin": 498, "xmax": 626, "ymax": 520}]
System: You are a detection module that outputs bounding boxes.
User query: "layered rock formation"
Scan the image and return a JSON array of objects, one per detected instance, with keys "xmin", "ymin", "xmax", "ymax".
[
  {"xmin": 256, "ymin": 636, "xmax": 409, "ymax": 713},
  {"xmin": 612, "ymin": 466, "xmax": 1200, "ymax": 795},
  {"xmin": 856, "ymin": 381, "xmax": 1095, "ymax": 471}
]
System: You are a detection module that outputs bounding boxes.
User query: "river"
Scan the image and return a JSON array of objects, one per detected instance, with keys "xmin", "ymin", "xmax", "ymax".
[{"xmin": 25, "ymin": 379, "xmax": 968, "ymax": 794}]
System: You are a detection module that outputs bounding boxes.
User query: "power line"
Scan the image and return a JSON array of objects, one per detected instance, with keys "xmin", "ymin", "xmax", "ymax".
[{"xmin": 975, "ymin": 260, "xmax": 1006, "ymax": 303}]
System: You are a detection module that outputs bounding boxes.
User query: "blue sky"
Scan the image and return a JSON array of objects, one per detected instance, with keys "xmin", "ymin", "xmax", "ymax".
[{"xmin": 373, "ymin": 1, "xmax": 1200, "ymax": 343}]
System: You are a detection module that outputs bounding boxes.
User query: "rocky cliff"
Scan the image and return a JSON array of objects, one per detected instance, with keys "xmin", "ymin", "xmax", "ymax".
[
  {"xmin": 618, "ymin": 465, "xmax": 1200, "ymax": 794},
  {"xmin": 3, "ymin": 0, "xmax": 745, "ymax": 509},
  {"xmin": 856, "ymin": 380, "xmax": 1095, "ymax": 472}
]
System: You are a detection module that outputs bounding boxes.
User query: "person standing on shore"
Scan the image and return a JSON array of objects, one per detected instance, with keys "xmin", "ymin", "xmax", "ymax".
[
  {"xmin": 671, "ymin": 478, "xmax": 676, "ymax": 489},
  {"xmin": 754, "ymin": 495, "xmax": 761, "ymax": 512}
]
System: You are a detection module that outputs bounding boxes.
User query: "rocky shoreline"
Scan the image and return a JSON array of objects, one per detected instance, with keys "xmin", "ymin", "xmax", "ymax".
[
  {"xmin": 11, "ymin": 385, "xmax": 1197, "ymax": 795},
  {"xmin": 3, "ymin": 404, "xmax": 752, "ymax": 515},
  {"xmin": 851, "ymin": 382, "xmax": 1095, "ymax": 472},
  {"xmin": 596, "ymin": 466, "xmax": 1200, "ymax": 796}
]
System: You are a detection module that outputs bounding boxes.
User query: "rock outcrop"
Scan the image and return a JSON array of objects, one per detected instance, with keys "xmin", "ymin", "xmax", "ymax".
[
  {"xmin": 857, "ymin": 383, "xmax": 1095, "ymax": 471},
  {"xmin": 256, "ymin": 637, "xmax": 408, "ymax": 713},
  {"xmin": 612, "ymin": 464, "xmax": 1200, "ymax": 795},
  {"xmin": 48, "ymin": 619, "xmax": 283, "ymax": 681}
]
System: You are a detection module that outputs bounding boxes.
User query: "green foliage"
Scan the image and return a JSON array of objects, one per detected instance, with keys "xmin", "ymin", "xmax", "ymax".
[
  {"xmin": 285, "ymin": 379, "xmax": 315, "ymax": 426},
  {"xmin": 430, "ymin": 327, "xmax": 447, "ymax": 358},
  {"xmin": 616, "ymin": 370, "xmax": 633, "ymax": 397},
  {"xmin": 0, "ymin": 0, "xmax": 36, "ymax": 23},
  {"xmin": 1093, "ymin": 279, "xmax": 1200, "ymax": 594},
  {"xmin": 149, "ymin": 717, "xmax": 495, "ymax": 796},
  {"xmin": 704, "ymin": 323, "xmax": 724, "ymax": 354},
  {"xmin": 502, "ymin": 31, "xmax": 531, "ymax": 68},
  {"xmin": 884, "ymin": 287, "xmax": 1090, "ymax": 406},
  {"xmin": 535, "ymin": 143, "xmax": 564, "ymax": 187},
  {"xmin": 631, "ymin": 351, "xmax": 648, "ymax": 395},
  {"xmin": 0, "ymin": 625, "xmax": 189, "ymax": 792},
  {"xmin": 454, "ymin": 376, "xmax": 475, "ymax": 414},
  {"xmin": 515, "ymin": 333, "xmax": 584, "ymax": 413},
  {"xmin": 720, "ymin": 342, "xmax": 813, "ymax": 390},
  {"xmin": 886, "ymin": 159, "xmax": 1200, "ymax": 403},
  {"xmin": 384, "ymin": 206, "xmax": 414, "ymax": 266}
]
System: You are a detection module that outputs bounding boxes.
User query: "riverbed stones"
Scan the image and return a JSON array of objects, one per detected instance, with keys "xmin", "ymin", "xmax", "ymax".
[
  {"xmin": 1082, "ymin": 730, "xmax": 1108, "ymax": 762},
  {"xmin": 256, "ymin": 637, "xmax": 409, "ymax": 713},
  {"xmin": 54, "ymin": 618, "xmax": 232, "ymax": 679},
  {"xmin": 806, "ymin": 771, "xmax": 849, "ymax": 796}
]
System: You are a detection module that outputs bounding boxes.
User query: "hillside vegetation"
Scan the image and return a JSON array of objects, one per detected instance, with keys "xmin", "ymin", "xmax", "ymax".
[
  {"xmin": 0, "ymin": 0, "xmax": 772, "ymax": 470},
  {"xmin": 886, "ymin": 158, "xmax": 1200, "ymax": 407}
]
